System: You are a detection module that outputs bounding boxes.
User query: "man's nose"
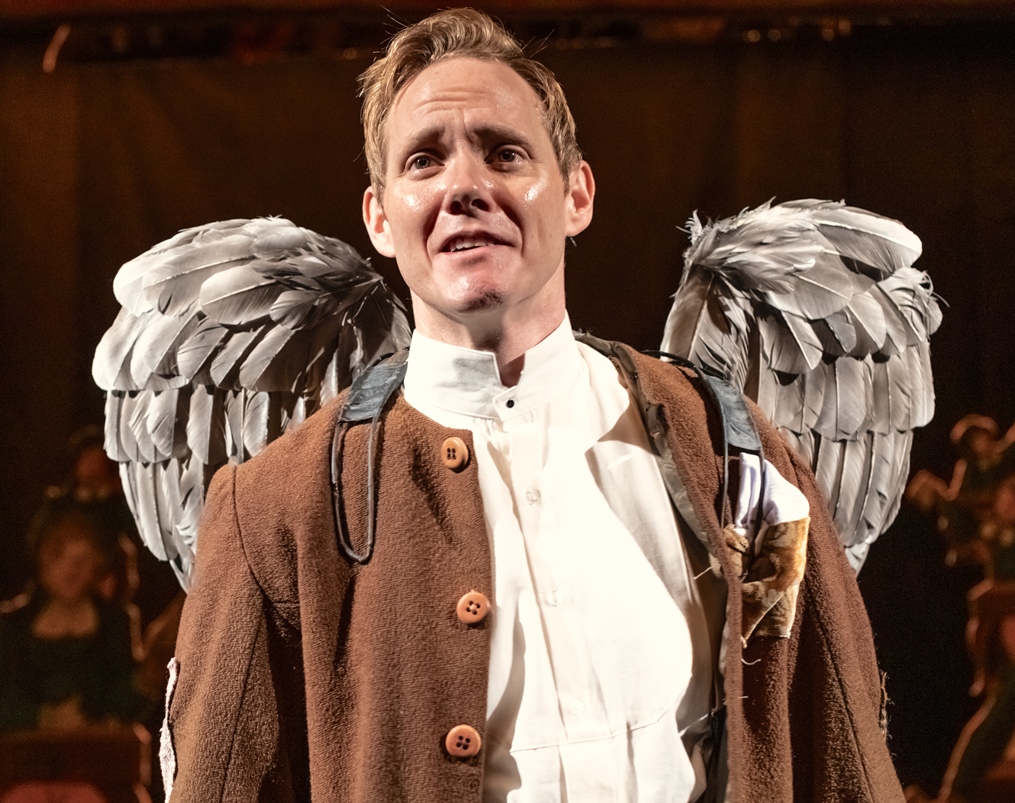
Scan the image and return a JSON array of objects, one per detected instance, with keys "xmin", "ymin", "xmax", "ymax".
[{"xmin": 445, "ymin": 154, "xmax": 492, "ymax": 214}]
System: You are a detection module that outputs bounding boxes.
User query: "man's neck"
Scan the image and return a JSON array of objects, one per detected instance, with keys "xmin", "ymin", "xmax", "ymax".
[{"xmin": 411, "ymin": 301, "xmax": 566, "ymax": 387}]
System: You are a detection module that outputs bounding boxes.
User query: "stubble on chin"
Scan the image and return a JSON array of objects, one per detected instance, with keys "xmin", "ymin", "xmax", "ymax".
[{"xmin": 461, "ymin": 291, "xmax": 504, "ymax": 313}]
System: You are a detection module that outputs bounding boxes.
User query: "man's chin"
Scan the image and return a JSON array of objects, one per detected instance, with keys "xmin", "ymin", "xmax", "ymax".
[{"xmin": 459, "ymin": 291, "xmax": 505, "ymax": 313}]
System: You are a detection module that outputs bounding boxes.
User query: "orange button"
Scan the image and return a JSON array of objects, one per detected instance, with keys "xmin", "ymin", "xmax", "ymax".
[
  {"xmin": 441, "ymin": 437, "xmax": 469, "ymax": 470},
  {"xmin": 456, "ymin": 590, "xmax": 490, "ymax": 625},
  {"xmin": 445, "ymin": 724, "xmax": 482, "ymax": 758}
]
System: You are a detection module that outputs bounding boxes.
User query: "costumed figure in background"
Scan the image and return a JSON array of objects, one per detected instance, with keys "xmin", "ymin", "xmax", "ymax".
[
  {"xmin": 0, "ymin": 498, "xmax": 145, "ymax": 733},
  {"xmin": 909, "ymin": 414, "xmax": 1010, "ymax": 564},
  {"xmin": 931, "ymin": 475, "xmax": 1015, "ymax": 803},
  {"xmin": 53, "ymin": 425, "xmax": 182, "ymax": 630},
  {"xmin": 92, "ymin": 9, "xmax": 940, "ymax": 802},
  {"xmin": 907, "ymin": 414, "xmax": 1015, "ymax": 571}
]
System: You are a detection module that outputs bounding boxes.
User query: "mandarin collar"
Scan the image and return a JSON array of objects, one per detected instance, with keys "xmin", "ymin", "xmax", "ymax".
[{"xmin": 403, "ymin": 316, "xmax": 582, "ymax": 421}]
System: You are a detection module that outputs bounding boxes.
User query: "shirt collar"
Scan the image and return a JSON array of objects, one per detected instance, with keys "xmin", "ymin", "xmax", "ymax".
[{"xmin": 403, "ymin": 315, "xmax": 583, "ymax": 421}]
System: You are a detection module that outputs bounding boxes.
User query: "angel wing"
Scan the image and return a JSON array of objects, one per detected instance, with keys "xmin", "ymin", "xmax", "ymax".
[
  {"xmin": 661, "ymin": 199, "xmax": 942, "ymax": 570},
  {"xmin": 93, "ymin": 217, "xmax": 411, "ymax": 588}
]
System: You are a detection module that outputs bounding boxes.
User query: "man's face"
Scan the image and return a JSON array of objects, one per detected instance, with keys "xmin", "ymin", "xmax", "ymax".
[{"xmin": 363, "ymin": 57, "xmax": 593, "ymax": 337}]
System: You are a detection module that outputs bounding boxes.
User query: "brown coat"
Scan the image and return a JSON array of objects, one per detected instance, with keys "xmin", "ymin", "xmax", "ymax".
[{"xmin": 166, "ymin": 343, "xmax": 904, "ymax": 802}]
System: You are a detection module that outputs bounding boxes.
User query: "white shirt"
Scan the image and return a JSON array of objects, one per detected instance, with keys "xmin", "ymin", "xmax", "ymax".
[{"xmin": 403, "ymin": 318, "xmax": 714, "ymax": 803}]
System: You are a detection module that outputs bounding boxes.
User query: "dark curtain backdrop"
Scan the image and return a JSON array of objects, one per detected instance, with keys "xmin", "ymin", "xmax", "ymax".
[{"xmin": 1, "ymin": 21, "xmax": 1013, "ymax": 790}]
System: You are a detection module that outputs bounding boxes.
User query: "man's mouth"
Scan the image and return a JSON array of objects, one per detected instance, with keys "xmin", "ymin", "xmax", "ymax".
[{"xmin": 440, "ymin": 234, "xmax": 506, "ymax": 253}]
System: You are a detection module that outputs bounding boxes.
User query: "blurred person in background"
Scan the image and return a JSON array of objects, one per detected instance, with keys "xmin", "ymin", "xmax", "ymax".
[
  {"xmin": 55, "ymin": 426, "xmax": 181, "ymax": 631},
  {"xmin": 926, "ymin": 474, "xmax": 1015, "ymax": 803},
  {"xmin": 0, "ymin": 498, "xmax": 145, "ymax": 732},
  {"xmin": 907, "ymin": 415, "xmax": 1015, "ymax": 569}
]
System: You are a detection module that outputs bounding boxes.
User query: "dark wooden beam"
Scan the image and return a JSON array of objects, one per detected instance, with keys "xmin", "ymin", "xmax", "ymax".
[{"xmin": 2, "ymin": 0, "xmax": 1014, "ymax": 23}]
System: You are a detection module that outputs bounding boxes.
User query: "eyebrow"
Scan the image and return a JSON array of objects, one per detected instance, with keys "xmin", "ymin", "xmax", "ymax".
[
  {"xmin": 395, "ymin": 125, "xmax": 444, "ymax": 163},
  {"xmin": 472, "ymin": 124, "xmax": 535, "ymax": 151},
  {"xmin": 394, "ymin": 122, "xmax": 537, "ymax": 167}
]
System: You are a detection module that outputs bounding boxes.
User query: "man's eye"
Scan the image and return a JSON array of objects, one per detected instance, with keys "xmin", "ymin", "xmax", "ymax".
[
  {"xmin": 410, "ymin": 154, "xmax": 433, "ymax": 170},
  {"xmin": 493, "ymin": 148, "xmax": 520, "ymax": 163}
]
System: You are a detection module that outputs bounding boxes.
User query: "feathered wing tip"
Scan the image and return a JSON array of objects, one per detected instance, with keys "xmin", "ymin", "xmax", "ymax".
[
  {"xmin": 95, "ymin": 217, "xmax": 412, "ymax": 588},
  {"xmin": 662, "ymin": 199, "xmax": 941, "ymax": 566}
]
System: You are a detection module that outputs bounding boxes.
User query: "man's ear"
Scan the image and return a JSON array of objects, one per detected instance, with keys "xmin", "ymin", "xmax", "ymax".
[
  {"xmin": 564, "ymin": 160, "xmax": 595, "ymax": 238},
  {"xmin": 362, "ymin": 186, "xmax": 396, "ymax": 258}
]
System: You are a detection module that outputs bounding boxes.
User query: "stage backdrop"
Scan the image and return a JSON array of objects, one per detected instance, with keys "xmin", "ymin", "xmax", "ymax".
[
  {"xmin": 0, "ymin": 16, "xmax": 1013, "ymax": 789},
  {"xmin": 3, "ymin": 22, "xmax": 1014, "ymax": 575}
]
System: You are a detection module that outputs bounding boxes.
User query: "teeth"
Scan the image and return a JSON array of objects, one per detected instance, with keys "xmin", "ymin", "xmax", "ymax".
[{"xmin": 449, "ymin": 236, "xmax": 495, "ymax": 252}]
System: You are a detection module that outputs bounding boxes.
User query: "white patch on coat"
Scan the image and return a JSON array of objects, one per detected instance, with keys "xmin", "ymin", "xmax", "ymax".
[{"xmin": 160, "ymin": 656, "xmax": 179, "ymax": 799}]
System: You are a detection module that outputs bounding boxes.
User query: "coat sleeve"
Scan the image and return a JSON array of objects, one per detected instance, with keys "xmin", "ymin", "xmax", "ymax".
[
  {"xmin": 163, "ymin": 465, "xmax": 285, "ymax": 802},
  {"xmin": 753, "ymin": 422, "xmax": 904, "ymax": 803}
]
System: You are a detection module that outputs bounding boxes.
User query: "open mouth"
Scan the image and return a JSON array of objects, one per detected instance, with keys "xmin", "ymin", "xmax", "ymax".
[{"xmin": 440, "ymin": 233, "xmax": 507, "ymax": 253}]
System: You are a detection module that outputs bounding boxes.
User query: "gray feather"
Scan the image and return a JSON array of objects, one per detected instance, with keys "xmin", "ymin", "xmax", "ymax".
[
  {"xmin": 117, "ymin": 393, "xmax": 143, "ymax": 463},
  {"xmin": 222, "ymin": 390, "xmax": 243, "ymax": 460},
  {"xmin": 92, "ymin": 308, "xmax": 147, "ymax": 391},
  {"xmin": 199, "ymin": 264, "xmax": 280, "ymax": 327},
  {"xmin": 126, "ymin": 461, "xmax": 169, "ymax": 561},
  {"xmin": 129, "ymin": 307, "xmax": 200, "ymax": 389},
  {"xmin": 209, "ymin": 327, "xmax": 263, "ymax": 389},
  {"xmin": 103, "ymin": 393, "xmax": 128, "ymax": 462},
  {"xmin": 143, "ymin": 237, "xmax": 252, "ymax": 315},
  {"xmin": 175, "ymin": 319, "xmax": 229, "ymax": 384},
  {"xmin": 186, "ymin": 384, "xmax": 227, "ymax": 466},
  {"xmin": 146, "ymin": 388, "xmax": 184, "ymax": 459}
]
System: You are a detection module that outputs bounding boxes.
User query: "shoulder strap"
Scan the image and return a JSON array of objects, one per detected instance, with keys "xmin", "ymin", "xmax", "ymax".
[
  {"xmin": 698, "ymin": 374, "xmax": 762, "ymax": 454},
  {"xmin": 338, "ymin": 349, "xmax": 410, "ymax": 424},
  {"xmin": 697, "ymin": 372, "xmax": 766, "ymax": 535},
  {"xmin": 641, "ymin": 348, "xmax": 762, "ymax": 454},
  {"xmin": 650, "ymin": 351, "xmax": 765, "ymax": 532},
  {"xmin": 583, "ymin": 337, "xmax": 765, "ymax": 531},
  {"xmin": 331, "ymin": 350, "xmax": 409, "ymax": 564}
]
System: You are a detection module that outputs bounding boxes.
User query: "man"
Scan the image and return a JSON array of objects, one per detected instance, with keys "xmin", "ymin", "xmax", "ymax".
[{"xmin": 164, "ymin": 9, "xmax": 904, "ymax": 801}]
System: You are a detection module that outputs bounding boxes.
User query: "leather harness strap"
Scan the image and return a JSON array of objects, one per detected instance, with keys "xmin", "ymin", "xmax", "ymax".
[
  {"xmin": 328, "ymin": 341, "xmax": 766, "ymax": 564},
  {"xmin": 331, "ymin": 350, "xmax": 409, "ymax": 564}
]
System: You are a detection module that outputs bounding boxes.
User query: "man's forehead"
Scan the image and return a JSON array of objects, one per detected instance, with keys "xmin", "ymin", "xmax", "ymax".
[{"xmin": 388, "ymin": 57, "xmax": 544, "ymax": 130}]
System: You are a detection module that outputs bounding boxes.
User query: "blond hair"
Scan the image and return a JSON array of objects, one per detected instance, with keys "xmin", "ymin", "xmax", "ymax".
[{"xmin": 358, "ymin": 8, "xmax": 581, "ymax": 192}]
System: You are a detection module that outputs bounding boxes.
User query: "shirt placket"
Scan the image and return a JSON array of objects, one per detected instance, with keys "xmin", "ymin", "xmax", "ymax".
[{"xmin": 506, "ymin": 411, "xmax": 624, "ymax": 801}]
